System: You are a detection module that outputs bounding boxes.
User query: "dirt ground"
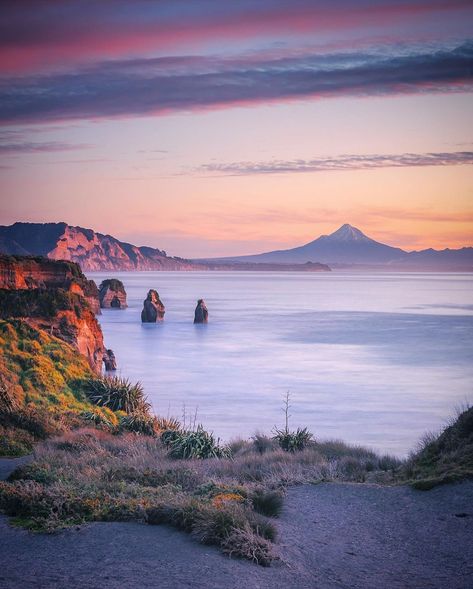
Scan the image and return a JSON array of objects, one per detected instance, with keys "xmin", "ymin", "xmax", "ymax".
[{"xmin": 0, "ymin": 458, "xmax": 472, "ymax": 589}]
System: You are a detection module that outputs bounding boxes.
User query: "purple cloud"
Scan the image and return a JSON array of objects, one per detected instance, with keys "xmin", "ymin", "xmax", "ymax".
[
  {"xmin": 1, "ymin": 1, "xmax": 472, "ymax": 74},
  {"xmin": 197, "ymin": 151, "xmax": 473, "ymax": 175},
  {"xmin": 0, "ymin": 141, "xmax": 90, "ymax": 154},
  {"xmin": 0, "ymin": 42, "xmax": 471, "ymax": 125}
]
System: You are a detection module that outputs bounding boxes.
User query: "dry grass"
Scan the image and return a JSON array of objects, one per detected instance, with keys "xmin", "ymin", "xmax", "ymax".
[{"xmin": 0, "ymin": 427, "xmax": 402, "ymax": 564}]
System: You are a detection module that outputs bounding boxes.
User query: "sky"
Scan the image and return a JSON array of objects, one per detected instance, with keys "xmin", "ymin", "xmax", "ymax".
[{"xmin": 0, "ymin": 0, "xmax": 472, "ymax": 257}]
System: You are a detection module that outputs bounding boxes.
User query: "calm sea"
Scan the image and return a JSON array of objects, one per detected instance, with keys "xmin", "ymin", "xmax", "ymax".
[{"xmin": 87, "ymin": 271, "xmax": 473, "ymax": 456}]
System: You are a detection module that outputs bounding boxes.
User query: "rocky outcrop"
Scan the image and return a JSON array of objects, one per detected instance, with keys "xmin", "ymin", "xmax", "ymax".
[
  {"xmin": 0, "ymin": 254, "xmax": 101, "ymax": 314},
  {"xmin": 0, "ymin": 255, "xmax": 106, "ymax": 373},
  {"xmin": 141, "ymin": 289, "xmax": 165, "ymax": 322},
  {"xmin": 99, "ymin": 279, "xmax": 127, "ymax": 309},
  {"xmin": 103, "ymin": 349, "xmax": 117, "ymax": 371},
  {"xmin": 194, "ymin": 299, "xmax": 208, "ymax": 324},
  {"xmin": 0, "ymin": 222, "xmax": 203, "ymax": 271}
]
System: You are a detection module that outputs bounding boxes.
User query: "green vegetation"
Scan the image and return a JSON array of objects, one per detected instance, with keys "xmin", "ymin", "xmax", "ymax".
[
  {"xmin": 119, "ymin": 412, "xmax": 159, "ymax": 436},
  {"xmin": 402, "ymin": 406, "xmax": 473, "ymax": 490},
  {"xmin": 273, "ymin": 427, "xmax": 313, "ymax": 452},
  {"xmin": 85, "ymin": 376, "xmax": 149, "ymax": 413},
  {"xmin": 0, "ymin": 288, "xmax": 89, "ymax": 320},
  {"xmin": 162, "ymin": 425, "xmax": 231, "ymax": 459},
  {"xmin": 272, "ymin": 392, "xmax": 314, "ymax": 452},
  {"xmin": 0, "ymin": 319, "xmax": 116, "ymax": 455}
]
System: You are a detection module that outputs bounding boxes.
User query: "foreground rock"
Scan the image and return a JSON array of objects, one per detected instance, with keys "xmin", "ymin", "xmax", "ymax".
[
  {"xmin": 99, "ymin": 279, "xmax": 127, "ymax": 309},
  {"xmin": 194, "ymin": 299, "xmax": 208, "ymax": 323},
  {"xmin": 141, "ymin": 289, "xmax": 165, "ymax": 322},
  {"xmin": 103, "ymin": 349, "xmax": 117, "ymax": 371}
]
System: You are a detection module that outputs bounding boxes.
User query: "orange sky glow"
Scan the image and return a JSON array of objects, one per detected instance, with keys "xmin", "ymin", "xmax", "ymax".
[{"xmin": 0, "ymin": 1, "xmax": 472, "ymax": 257}]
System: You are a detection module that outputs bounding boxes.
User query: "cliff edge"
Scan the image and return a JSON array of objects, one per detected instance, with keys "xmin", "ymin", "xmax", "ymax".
[{"xmin": 0, "ymin": 255, "xmax": 105, "ymax": 373}]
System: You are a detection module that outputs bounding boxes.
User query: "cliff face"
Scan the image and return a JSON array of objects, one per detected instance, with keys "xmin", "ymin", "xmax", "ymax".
[
  {"xmin": 0, "ymin": 222, "xmax": 200, "ymax": 271},
  {"xmin": 0, "ymin": 254, "xmax": 100, "ymax": 313},
  {"xmin": 0, "ymin": 255, "xmax": 105, "ymax": 373}
]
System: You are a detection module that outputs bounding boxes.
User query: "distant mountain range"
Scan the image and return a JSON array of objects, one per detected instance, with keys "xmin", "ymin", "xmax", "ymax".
[
  {"xmin": 211, "ymin": 223, "xmax": 473, "ymax": 270},
  {"xmin": 0, "ymin": 222, "xmax": 329, "ymax": 272},
  {"xmin": 0, "ymin": 222, "xmax": 471, "ymax": 271},
  {"xmin": 0, "ymin": 222, "xmax": 197, "ymax": 271}
]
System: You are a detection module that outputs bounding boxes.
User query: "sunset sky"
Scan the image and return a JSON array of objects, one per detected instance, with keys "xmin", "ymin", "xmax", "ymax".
[{"xmin": 0, "ymin": 0, "xmax": 472, "ymax": 257}]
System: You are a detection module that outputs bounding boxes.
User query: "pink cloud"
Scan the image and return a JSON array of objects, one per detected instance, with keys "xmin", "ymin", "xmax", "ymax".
[{"xmin": 1, "ymin": 1, "xmax": 472, "ymax": 74}]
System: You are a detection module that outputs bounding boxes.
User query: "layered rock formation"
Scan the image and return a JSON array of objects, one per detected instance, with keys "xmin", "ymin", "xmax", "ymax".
[
  {"xmin": 0, "ymin": 254, "xmax": 100, "ymax": 314},
  {"xmin": 0, "ymin": 255, "xmax": 107, "ymax": 373},
  {"xmin": 194, "ymin": 299, "xmax": 208, "ymax": 324},
  {"xmin": 0, "ymin": 222, "xmax": 202, "ymax": 271},
  {"xmin": 141, "ymin": 289, "xmax": 165, "ymax": 322},
  {"xmin": 99, "ymin": 279, "xmax": 127, "ymax": 309}
]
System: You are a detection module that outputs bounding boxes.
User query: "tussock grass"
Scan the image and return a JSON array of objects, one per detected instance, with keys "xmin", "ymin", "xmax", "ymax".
[
  {"xmin": 85, "ymin": 376, "xmax": 149, "ymax": 414},
  {"xmin": 402, "ymin": 405, "xmax": 473, "ymax": 489}
]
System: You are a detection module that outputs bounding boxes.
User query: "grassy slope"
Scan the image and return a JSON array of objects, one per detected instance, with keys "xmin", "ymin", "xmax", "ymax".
[
  {"xmin": 0, "ymin": 319, "xmax": 116, "ymax": 455},
  {"xmin": 403, "ymin": 406, "xmax": 473, "ymax": 490}
]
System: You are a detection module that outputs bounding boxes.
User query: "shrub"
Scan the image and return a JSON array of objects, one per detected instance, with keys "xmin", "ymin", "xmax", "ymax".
[
  {"xmin": 221, "ymin": 525, "xmax": 275, "ymax": 566},
  {"xmin": 81, "ymin": 410, "xmax": 116, "ymax": 430},
  {"xmin": 251, "ymin": 489, "xmax": 284, "ymax": 517},
  {"xmin": 191, "ymin": 503, "xmax": 249, "ymax": 544},
  {"xmin": 3, "ymin": 405, "xmax": 62, "ymax": 440},
  {"xmin": 164, "ymin": 425, "xmax": 231, "ymax": 459},
  {"xmin": 0, "ymin": 380, "xmax": 20, "ymax": 414},
  {"xmin": 273, "ymin": 427, "xmax": 313, "ymax": 452},
  {"xmin": 119, "ymin": 412, "xmax": 158, "ymax": 436},
  {"xmin": 0, "ymin": 426, "xmax": 34, "ymax": 456},
  {"xmin": 155, "ymin": 416, "xmax": 181, "ymax": 431},
  {"xmin": 252, "ymin": 433, "xmax": 276, "ymax": 454},
  {"xmin": 85, "ymin": 376, "xmax": 149, "ymax": 414}
]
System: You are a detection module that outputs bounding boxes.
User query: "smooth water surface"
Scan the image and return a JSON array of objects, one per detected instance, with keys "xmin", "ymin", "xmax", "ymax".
[{"xmin": 88, "ymin": 271, "xmax": 473, "ymax": 456}]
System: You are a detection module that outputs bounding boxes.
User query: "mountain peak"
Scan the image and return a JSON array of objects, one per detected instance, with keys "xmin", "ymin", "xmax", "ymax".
[{"xmin": 325, "ymin": 224, "xmax": 370, "ymax": 242}]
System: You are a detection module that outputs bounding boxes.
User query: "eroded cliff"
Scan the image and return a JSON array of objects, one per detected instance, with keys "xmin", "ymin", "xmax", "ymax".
[{"xmin": 0, "ymin": 255, "xmax": 105, "ymax": 373}]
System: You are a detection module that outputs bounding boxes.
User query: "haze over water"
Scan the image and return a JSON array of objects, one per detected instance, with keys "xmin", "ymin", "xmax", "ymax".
[{"xmin": 89, "ymin": 271, "xmax": 473, "ymax": 456}]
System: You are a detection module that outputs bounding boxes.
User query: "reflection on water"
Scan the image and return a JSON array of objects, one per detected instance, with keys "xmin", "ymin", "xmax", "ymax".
[{"xmin": 87, "ymin": 271, "xmax": 473, "ymax": 456}]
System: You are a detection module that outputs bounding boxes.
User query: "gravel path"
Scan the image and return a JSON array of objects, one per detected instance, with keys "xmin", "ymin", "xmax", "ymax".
[{"xmin": 0, "ymin": 458, "xmax": 472, "ymax": 589}]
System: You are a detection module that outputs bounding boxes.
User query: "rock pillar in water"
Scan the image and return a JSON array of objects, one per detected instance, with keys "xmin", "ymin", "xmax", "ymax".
[
  {"xmin": 99, "ymin": 279, "xmax": 127, "ymax": 309},
  {"xmin": 141, "ymin": 289, "xmax": 165, "ymax": 322},
  {"xmin": 103, "ymin": 349, "xmax": 117, "ymax": 371},
  {"xmin": 194, "ymin": 299, "xmax": 208, "ymax": 324}
]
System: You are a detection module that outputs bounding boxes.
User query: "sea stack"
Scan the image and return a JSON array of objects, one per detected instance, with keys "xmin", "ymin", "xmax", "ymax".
[
  {"xmin": 99, "ymin": 279, "xmax": 127, "ymax": 309},
  {"xmin": 141, "ymin": 289, "xmax": 165, "ymax": 322},
  {"xmin": 194, "ymin": 299, "xmax": 208, "ymax": 324},
  {"xmin": 103, "ymin": 349, "xmax": 117, "ymax": 371}
]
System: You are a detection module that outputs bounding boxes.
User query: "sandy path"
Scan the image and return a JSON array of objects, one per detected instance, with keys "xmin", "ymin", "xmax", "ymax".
[{"xmin": 0, "ymin": 458, "xmax": 472, "ymax": 589}]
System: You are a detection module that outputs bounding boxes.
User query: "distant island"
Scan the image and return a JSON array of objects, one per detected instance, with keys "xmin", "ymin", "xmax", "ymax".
[{"xmin": 0, "ymin": 221, "xmax": 471, "ymax": 272}]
